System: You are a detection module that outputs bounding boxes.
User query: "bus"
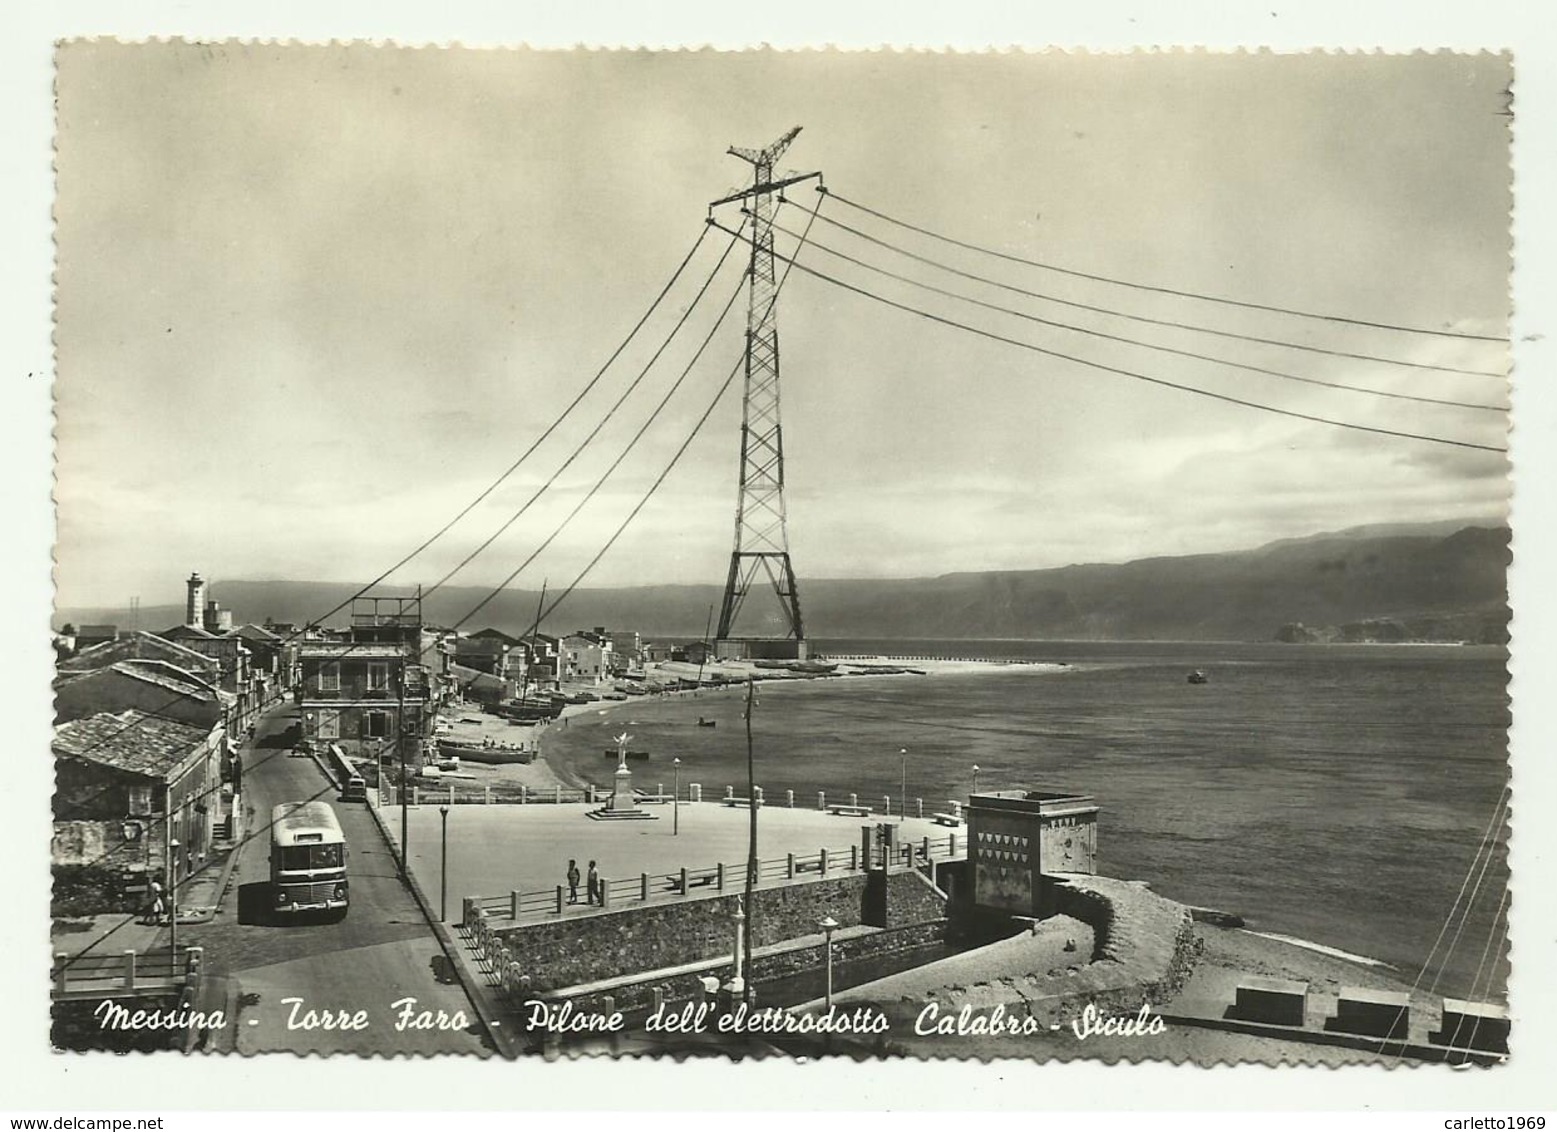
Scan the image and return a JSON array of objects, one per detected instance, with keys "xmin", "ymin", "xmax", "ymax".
[{"xmin": 270, "ymin": 800, "xmax": 348, "ymax": 918}]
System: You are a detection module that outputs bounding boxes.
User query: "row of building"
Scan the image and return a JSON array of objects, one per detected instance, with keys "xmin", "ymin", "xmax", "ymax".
[{"xmin": 50, "ymin": 575, "xmax": 296, "ymax": 915}]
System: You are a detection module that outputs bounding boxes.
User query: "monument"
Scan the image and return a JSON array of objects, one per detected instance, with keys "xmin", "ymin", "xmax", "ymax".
[{"xmin": 587, "ymin": 732, "xmax": 658, "ymax": 822}]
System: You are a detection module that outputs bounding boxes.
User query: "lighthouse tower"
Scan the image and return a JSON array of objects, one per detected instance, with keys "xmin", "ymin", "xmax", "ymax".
[{"xmin": 185, "ymin": 572, "xmax": 207, "ymax": 629}]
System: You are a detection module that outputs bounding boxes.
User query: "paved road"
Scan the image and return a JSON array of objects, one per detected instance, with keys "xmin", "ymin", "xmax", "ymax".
[{"xmin": 187, "ymin": 706, "xmax": 491, "ymax": 1056}]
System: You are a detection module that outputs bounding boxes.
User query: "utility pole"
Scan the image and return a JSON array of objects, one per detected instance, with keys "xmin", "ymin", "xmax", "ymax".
[
  {"xmin": 742, "ymin": 677, "xmax": 757, "ymax": 1001},
  {"xmin": 710, "ymin": 128, "xmax": 820, "ymax": 661},
  {"xmin": 397, "ymin": 668, "xmax": 407, "ymax": 881}
]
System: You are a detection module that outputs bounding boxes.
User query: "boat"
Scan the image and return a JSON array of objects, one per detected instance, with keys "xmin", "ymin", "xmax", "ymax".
[
  {"xmin": 1187, "ymin": 670, "xmax": 1210, "ymax": 685},
  {"xmin": 603, "ymin": 748, "xmax": 652, "ymax": 762},
  {"xmin": 439, "ymin": 739, "xmax": 535, "ymax": 765},
  {"xmin": 697, "ymin": 717, "xmax": 717, "ymax": 728}
]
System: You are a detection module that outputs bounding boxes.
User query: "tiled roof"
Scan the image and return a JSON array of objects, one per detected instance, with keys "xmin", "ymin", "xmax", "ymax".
[
  {"xmin": 53, "ymin": 710, "xmax": 212, "ymax": 779},
  {"xmin": 298, "ymin": 642, "xmax": 409, "ymax": 659},
  {"xmin": 59, "ymin": 630, "xmax": 222, "ymax": 675},
  {"xmin": 449, "ymin": 663, "xmax": 510, "ymax": 689},
  {"xmin": 230, "ymin": 623, "xmax": 282, "ymax": 641},
  {"xmin": 160, "ymin": 624, "xmax": 217, "ymax": 639}
]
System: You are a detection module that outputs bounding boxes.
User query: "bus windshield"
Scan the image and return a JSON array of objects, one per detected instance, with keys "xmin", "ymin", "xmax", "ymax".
[{"xmin": 276, "ymin": 843, "xmax": 344, "ymax": 871}]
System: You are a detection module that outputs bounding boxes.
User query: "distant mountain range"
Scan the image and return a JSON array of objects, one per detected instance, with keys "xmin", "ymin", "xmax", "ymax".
[{"xmin": 56, "ymin": 520, "xmax": 1511, "ymax": 645}]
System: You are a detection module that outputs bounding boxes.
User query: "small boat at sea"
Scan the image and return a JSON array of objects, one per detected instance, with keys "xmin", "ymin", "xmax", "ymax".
[
  {"xmin": 1187, "ymin": 670, "xmax": 1210, "ymax": 685},
  {"xmin": 697, "ymin": 717, "xmax": 717, "ymax": 728}
]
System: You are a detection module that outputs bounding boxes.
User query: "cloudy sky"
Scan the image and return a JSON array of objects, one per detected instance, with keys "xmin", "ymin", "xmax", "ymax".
[{"xmin": 53, "ymin": 44, "xmax": 1512, "ymax": 610}]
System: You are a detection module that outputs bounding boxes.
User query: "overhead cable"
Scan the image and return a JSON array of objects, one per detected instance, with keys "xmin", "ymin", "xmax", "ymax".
[
  {"xmin": 764, "ymin": 213, "xmax": 1504, "ymax": 413},
  {"xmin": 821, "ymin": 188, "xmax": 1510, "ymax": 346},
  {"xmin": 708, "ymin": 218, "xmax": 1506, "ymax": 454}
]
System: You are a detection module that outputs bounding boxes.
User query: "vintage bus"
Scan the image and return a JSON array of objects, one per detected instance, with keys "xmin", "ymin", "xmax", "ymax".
[{"xmin": 270, "ymin": 800, "xmax": 349, "ymax": 917}]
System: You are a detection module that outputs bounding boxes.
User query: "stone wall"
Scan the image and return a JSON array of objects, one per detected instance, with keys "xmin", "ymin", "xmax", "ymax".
[
  {"xmin": 1034, "ymin": 875, "xmax": 1200, "ymax": 1012},
  {"xmin": 822, "ymin": 873, "xmax": 1200, "ymax": 1033},
  {"xmin": 494, "ymin": 867, "xmax": 946, "ymax": 994}
]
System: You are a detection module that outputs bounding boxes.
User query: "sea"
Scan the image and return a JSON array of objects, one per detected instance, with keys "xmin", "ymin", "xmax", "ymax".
[{"xmin": 543, "ymin": 638, "xmax": 1511, "ymax": 1001}]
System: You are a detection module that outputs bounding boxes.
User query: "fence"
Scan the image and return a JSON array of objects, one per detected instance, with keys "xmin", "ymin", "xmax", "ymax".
[
  {"xmin": 462, "ymin": 832, "xmax": 963, "ymax": 926},
  {"xmin": 51, "ymin": 946, "xmax": 204, "ymax": 1002}
]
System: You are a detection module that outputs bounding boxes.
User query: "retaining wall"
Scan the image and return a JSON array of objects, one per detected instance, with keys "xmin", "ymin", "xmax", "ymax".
[{"xmin": 493, "ymin": 867, "xmax": 945, "ymax": 994}]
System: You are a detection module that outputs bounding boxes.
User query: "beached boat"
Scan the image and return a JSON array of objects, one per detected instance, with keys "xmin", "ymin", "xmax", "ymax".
[{"xmin": 439, "ymin": 739, "xmax": 534, "ymax": 765}]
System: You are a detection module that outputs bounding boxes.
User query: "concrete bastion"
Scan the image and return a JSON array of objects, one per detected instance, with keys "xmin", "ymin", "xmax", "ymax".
[{"xmin": 823, "ymin": 873, "xmax": 1199, "ymax": 1027}]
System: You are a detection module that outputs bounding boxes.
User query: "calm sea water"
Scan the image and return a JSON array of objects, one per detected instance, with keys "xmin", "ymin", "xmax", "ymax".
[{"xmin": 546, "ymin": 639, "xmax": 1511, "ymax": 1000}]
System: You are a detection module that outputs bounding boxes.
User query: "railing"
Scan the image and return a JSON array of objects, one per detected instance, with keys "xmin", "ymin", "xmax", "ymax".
[
  {"xmin": 51, "ymin": 946, "xmax": 203, "ymax": 1002},
  {"xmin": 461, "ymin": 833, "xmax": 963, "ymax": 926}
]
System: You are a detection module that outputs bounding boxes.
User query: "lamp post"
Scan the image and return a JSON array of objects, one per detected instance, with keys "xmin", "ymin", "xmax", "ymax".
[
  {"xmin": 819, "ymin": 914, "xmax": 840, "ymax": 1009},
  {"xmin": 167, "ymin": 836, "xmax": 180, "ymax": 965},
  {"xmin": 673, "ymin": 757, "xmax": 681, "ymax": 836},
  {"xmin": 899, "ymin": 748, "xmax": 908, "ymax": 823},
  {"xmin": 972, "ymin": 763, "xmax": 980, "ymax": 796},
  {"xmin": 439, "ymin": 804, "xmax": 450, "ymax": 922}
]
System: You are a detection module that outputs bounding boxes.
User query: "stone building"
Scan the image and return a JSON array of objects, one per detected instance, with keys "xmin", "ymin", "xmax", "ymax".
[{"xmin": 52, "ymin": 709, "xmax": 225, "ymax": 914}]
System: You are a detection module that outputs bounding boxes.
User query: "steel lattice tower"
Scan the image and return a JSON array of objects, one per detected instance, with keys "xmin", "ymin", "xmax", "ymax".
[{"xmin": 710, "ymin": 127, "xmax": 818, "ymax": 660}]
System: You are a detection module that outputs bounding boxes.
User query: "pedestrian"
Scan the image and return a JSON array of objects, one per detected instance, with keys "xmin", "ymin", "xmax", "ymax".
[
  {"xmin": 586, "ymin": 860, "xmax": 600, "ymax": 905},
  {"xmin": 566, "ymin": 859, "xmax": 581, "ymax": 904},
  {"xmin": 145, "ymin": 878, "xmax": 164, "ymax": 926}
]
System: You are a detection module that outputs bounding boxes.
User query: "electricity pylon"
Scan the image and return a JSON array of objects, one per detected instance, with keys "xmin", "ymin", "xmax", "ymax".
[{"xmin": 709, "ymin": 127, "xmax": 819, "ymax": 659}]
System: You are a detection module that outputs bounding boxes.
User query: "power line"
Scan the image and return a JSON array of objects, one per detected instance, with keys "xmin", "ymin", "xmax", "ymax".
[
  {"xmin": 764, "ymin": 212, "xmax": 1505, "ymax": 413},
  {"xmin": 821, "ymin": 187, "xmax": 1510, "ymax": 346},
  {"xmin": 53, "ymin": 226, "xmax": 720, "ymax": 770},
  {"xmin": 800, "ymin": 204, "xmax": 1505, "ymax": 380},
  {"xmin": 451, "ymin": 273, "xmax": 747, "ymax": 631},
  {"xmin": 427, "ymin": 231, "xmax": 743, "ymax": 596},
  {"xmin": 707, "ymin": 218, "xmax": 1507, "ymax": 455}
]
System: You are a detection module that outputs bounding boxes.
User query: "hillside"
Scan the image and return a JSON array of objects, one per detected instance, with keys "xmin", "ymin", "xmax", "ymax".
[{"xmin": 56, "ymin": 522, "xmax": 1511, "ymax": 645}]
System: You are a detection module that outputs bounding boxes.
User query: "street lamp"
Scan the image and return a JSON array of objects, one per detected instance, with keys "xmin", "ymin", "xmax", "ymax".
[
  {"xmin": 167, "ymin": 837, "xmax": 180, "ymax": 965},
  {"xmin": 819, "ymin": 914, "xmax": 840, "ymax": 1009},
  {"xmin": 972, "ymin": 763, "xmax": 980, "ymax": 796},
  {"xmin": 673, "ymin": 757, "xmax": 681, "ymax": 836},
  {"xmin": 899, "ymin": 748, "xmax": 908, "ymax": 823},
  {"xmin": 439, "ymin": 804, "xmax": 450, "ymax": 923}
]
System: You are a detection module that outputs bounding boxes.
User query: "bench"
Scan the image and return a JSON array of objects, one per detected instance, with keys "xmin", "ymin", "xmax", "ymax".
[
  {"xmin": 723, "ymin": 797, "xmax": 763, "ymax": 808},
  {"xmin": 931, "ymin": 811, "xmax": 963, "ymax": 827},
  {"xmin": 828, "ymin": 804, "xmax": 872, "ymax": 817}
]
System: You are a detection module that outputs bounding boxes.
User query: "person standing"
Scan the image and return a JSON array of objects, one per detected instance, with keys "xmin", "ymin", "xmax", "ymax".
[
  {"xmin": 566, "ymin": 859, "xmax": 581, "ymax": 904},
  {"xmin": 145, "ymin": 878, "xmax": 165, "ymax": 926},
  {"xmin": 586, "ymin": 860, "xmax": 600, "ymax": 906}
]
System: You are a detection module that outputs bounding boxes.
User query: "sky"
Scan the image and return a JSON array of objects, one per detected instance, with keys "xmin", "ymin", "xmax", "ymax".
[{"xmin": 52, "ymin": 45, "xmax": 1514, "ymax": 610}]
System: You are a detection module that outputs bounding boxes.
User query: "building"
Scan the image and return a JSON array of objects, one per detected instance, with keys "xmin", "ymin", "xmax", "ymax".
[
  {"xmin": 452, "ymin": 635, "xmax": 521, "ymax": 681},
  {"xmin": 54, "ymin": 659, "xmax": 232, "ymax": 730},
  {"xmin": 605, "ymin": 629, "xmax": 644, "ymax": 675},
  {"xmin": 230, "ymin": 623, "xmax": 296, "ymax": 707},
  {"xmin": 296, "ymin": 595, "xmax": 433, "ymax": 765},
  {"xmin": 60, "ymin": 629, "xmax": 222, "ymax": 681},
  {"xmin": 73, "ymin": 624, "xmax": 119, "ymax": 653},
  {"xmin": 52, "ymin": 709, "xmax": 225, "ymax": 913},
  {"xmin": 156, "ymin": 625, "xmax": 257, "ymax": 734},
  {"xmin": 296, "ymin": 643, "xmax": 426, "ymax": 763},
  {"xmin": 965, "ymin": 788, "xmax": 1100, "ymax": 918},
  {"xmin": 562, "ymin": 629, "xmax": 613, "ymax": 684},
  {"xmin": 446, "ymin": 663, "xmax": 516, "ymax": 708}
]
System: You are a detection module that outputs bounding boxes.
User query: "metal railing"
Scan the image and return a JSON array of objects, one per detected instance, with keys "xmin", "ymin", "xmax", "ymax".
[{"xmin": 461, "ymin": 833, "xmax": 963, "ymax": 927}]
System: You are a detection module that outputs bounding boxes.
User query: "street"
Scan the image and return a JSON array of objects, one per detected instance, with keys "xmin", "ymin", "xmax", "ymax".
[{"xmin": 187, "ymin": 705, "xmax": 492, "ymax": 1056}]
